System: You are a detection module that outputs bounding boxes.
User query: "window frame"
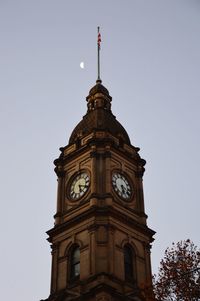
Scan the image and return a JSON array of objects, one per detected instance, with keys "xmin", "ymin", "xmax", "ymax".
[
  {"xmin": 69, "ymin": 245, "xmax": 80, "ymax": 281},
  {"xmin": 124, "ymin": 244, "xmax": 136, "ymax": 282}
]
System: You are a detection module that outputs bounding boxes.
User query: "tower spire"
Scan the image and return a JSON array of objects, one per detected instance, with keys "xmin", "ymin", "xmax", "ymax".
[{"xmin": 97, "ymin": 26, "xmax": 101, "ymax": 83}]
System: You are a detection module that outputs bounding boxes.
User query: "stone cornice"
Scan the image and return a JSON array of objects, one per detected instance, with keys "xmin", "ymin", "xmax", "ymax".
[
  {"xmin": 47, "ymin": 205, "xmax": 155, "ymax": 243},
  {"xmin": 42, "ymin": 274, "xmax": 145, "ymax": 301},
  {"xmin": 54, "ymin": 137, "xmax": 146, "ymax": 177}
]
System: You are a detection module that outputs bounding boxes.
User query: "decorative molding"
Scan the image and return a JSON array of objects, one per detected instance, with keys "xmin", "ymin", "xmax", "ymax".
[{"xmin": 47, "ymin": 206, "xmax": 155, "ymax": 243}]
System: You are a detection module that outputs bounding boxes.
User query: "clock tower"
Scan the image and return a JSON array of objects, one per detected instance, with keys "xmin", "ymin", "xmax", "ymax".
[{"xmin": 41, "ymin": 77, "xmax": 155, "ymax": 301}]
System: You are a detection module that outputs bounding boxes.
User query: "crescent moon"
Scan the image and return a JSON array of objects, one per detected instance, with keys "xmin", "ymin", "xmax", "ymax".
[{"xmin": 80, "ymin": 62, "xmax": 84, "ymax": 69}]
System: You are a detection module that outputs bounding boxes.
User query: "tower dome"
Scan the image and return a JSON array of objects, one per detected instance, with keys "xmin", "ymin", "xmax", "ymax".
[{"xmin": 69, "ymin": 81, "xmax": 130, "ymax": 145}]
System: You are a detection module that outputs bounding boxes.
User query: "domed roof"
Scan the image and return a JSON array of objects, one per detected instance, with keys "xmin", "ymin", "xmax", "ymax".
[
  {"xmin": 69, "ymin": 81, "xmax": 130, "ymax": 145},
  {"xmin": 88, "ymin": 80, "xmax": 109, "ymax": 96}
]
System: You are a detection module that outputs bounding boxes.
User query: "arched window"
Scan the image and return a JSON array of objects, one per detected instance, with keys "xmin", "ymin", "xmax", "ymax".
[
  {"xmin": 70, "ymin": 246, "xmax": 80, "ymax": 279},
  {"xmin": 124, "ymin": 245, "xmax": 134, "ymax": 280}
]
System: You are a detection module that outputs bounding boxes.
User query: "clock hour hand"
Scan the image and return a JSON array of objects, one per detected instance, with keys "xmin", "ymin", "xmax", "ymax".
[
  {"xmin": 79, "ymin": 184, "xmax": 86, "ymax": 192},
  {"xmin": 121, "ymin": 184, "xmax": 126, "ymax": 194}
]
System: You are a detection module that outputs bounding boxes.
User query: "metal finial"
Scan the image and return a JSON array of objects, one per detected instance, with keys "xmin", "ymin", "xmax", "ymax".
[{"xmin": 97, "ymin": 26, "xmax": 102, "ymax": 83}]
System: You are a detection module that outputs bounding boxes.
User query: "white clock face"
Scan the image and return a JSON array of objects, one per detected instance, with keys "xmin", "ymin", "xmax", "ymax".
[
  {"xmin": 69, "ymin": 172, "xmax": 90, "ymax": 200},
  {"xmin": 112, "ymin": 172, "xmax": 132, "ymax": 200}
]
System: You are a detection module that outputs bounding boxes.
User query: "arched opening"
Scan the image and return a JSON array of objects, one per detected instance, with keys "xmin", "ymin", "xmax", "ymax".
[
  {"xmin": 70, "ymin": 245, "xmax": 80, "ymax": 280},
  {"xmin": 124, "ymin": 245, "xmax": 135, "ymax": 281}
]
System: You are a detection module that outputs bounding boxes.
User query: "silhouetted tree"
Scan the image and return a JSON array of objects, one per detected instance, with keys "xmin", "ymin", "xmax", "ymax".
[{"xmin": 153, "ymin": 239, "xmax": 200, "ymax": 301}]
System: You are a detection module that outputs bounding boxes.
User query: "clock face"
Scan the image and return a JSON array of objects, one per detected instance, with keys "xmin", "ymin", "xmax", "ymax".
[
  {"xmin": 69, "ymin": 172, "xmax": 90, "ymax": 200},
  {"xmin": 112, "ymin": 172, "xmax": 132, "ymax": 200}
]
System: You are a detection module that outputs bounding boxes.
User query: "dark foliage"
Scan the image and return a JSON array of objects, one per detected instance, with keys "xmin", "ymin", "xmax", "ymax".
[{"xmin": 153, "ymin": 239, "xmax": 200, "ymax": 301}]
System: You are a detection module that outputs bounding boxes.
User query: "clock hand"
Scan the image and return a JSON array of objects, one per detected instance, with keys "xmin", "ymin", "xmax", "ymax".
[
  {"xmin": 121, "ymin": 184, "xmax": 126, "ymax": 194},
  {"xmin": 79, "ymin": 184, "xmax": 86, "ymax": 192},
  {"xmin": 79, "ymin": 184, "xmax": 83, "ymax": 192}
]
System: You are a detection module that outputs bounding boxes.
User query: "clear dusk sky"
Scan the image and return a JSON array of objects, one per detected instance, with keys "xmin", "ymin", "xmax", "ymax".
[{"xmin": 0, "ymin": 1, "xmax": 200, "ymax": 300}]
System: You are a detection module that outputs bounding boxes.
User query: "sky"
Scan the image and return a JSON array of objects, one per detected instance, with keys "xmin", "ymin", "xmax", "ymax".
[{"xmin": 0, "ymin": 1, "xmax": 200, "ymax": 300}]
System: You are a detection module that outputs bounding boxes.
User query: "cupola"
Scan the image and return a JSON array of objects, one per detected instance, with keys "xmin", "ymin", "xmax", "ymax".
[{"xmin": 69, "ymin": 80, "xmax": 130, "ymax": 145}]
